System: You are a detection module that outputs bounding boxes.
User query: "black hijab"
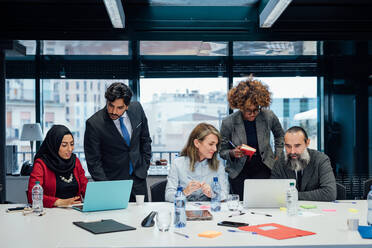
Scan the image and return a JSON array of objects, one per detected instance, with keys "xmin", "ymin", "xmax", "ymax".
[{"xmin": 34, "ymin": 125, "xmax": 76, "ymax": 174}]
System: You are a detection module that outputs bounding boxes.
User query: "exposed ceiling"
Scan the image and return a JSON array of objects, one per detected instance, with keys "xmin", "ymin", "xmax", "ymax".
[{"xmin": 0, "ymin": 0, "xmax": 371, "ymax": 41}]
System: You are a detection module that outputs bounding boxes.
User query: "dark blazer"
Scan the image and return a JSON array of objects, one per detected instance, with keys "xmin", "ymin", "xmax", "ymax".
[
  {"xmin": 271, "ymin": 148, "xmax": 337, "ymax": 201},
  {"xmin": 84, "ymin": 101, "xmax": 152, "ymax": 181},
  {"xmin": 220, "ymin": 109, "xmax": 284, "ymax": 179}
]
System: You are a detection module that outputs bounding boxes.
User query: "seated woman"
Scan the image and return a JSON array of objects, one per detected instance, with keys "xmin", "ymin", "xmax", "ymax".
[
  {"xmin": 165, "ymin": 123, "xmax": 229, "ymax": 202},
  {"xmin": 28, "ymin": 125, "xmax": 88, "ymax": 207}
]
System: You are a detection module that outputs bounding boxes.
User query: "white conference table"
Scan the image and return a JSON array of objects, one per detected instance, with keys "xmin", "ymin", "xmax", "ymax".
[{"xmin": 1, "ymin": 201, "xmax": 372, "ymax": 248}]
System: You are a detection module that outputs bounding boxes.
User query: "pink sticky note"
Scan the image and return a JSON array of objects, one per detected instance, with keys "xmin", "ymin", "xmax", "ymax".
[
  {"xmin": 322, "ymin": 209, "xmax": 336, "ymax": 212},
  {"xmin": 200, "ymin": 205, "xmax": 211, "ymax": 209}
]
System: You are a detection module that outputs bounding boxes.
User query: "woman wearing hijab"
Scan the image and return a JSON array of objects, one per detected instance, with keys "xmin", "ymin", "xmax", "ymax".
[{"xmin": 27, "ymin": 125, "xmax": 88, "ymax": 208}]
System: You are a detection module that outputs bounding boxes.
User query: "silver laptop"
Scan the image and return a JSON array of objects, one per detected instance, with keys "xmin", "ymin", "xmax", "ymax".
[{"xmin": 243, "ymin": 179, "xmax": 296, "ymax": 208}]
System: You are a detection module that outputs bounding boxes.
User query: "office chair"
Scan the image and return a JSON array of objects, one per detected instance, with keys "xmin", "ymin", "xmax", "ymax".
[
  {"xmin": 150, "ymin": 180, "xmax": 167, "ymax": 202},
  {"xmin": 363, "ymin": 178, "xmax": 372, "ymax": 199},
  {"xmin": 336, "ymin": 182, "xmax": 347, "ymax": 200}
]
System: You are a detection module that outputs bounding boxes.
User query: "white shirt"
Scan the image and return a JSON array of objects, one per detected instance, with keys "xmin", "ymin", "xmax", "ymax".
[
  {"xmin": 113, "ymin": 111, "xmax": 132, "ymax": 139},
  {"xmin": 165, "ymin": 156, "xmax": 229, "ymax": 202}
]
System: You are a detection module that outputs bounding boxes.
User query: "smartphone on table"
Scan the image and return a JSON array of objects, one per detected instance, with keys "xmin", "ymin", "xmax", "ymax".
[{"xmin": 217, "ymin": 221, "xmax": 249, "ymax": 228}]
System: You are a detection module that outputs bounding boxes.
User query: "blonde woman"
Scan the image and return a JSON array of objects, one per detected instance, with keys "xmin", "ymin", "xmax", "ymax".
[{"xmin": 165, "ymin": 123, "xmax": 228, "ymax": 202}]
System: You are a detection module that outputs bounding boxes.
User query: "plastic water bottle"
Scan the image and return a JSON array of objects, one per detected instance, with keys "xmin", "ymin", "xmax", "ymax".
[
  {"xmin": 367, "ymin": 185, "xmax": 372, "ymax": 225},
  {"xmin": 32, "ymin": 181, "xmax": 43, "ymax": 213},
  {"xmin": 174, "ymin": 186, "xmax": 186, "ymax": 228},
  {"xmin": 286, "ymin": 182, "xmax": 298, "ymax": 216},
  {"xmin": 211, "ymin": 177, "xmax": 221, "ymax": 212}
]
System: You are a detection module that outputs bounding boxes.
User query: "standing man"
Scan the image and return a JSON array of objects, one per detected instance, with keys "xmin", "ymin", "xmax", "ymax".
[
  {"xmin": 271, "ymin": 126, "xmax": 336, "ymax": 201},
  {"xmin": 84, "ymin": 82, "xmax": 152, "ymax": 202}
]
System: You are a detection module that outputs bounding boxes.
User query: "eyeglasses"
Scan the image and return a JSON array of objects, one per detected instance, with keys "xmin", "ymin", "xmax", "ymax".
[{"xmin": 242, "ymin": 107, "xmax": 261, "ymax": 115}]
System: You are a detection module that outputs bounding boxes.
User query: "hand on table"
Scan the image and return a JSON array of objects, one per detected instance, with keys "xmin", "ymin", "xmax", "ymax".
[{"xmin": 54, "ymin": 196, "xmax": 81, "ymax": 207}]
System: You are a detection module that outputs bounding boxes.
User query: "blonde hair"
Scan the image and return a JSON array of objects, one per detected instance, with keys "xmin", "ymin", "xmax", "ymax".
[{"xmin": 180, "ymin": 123, "xmax": 221, "ymax": 172}]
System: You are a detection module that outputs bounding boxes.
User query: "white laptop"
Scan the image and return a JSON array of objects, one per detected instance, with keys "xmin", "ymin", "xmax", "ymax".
[{"xmin": 243, "ymin": 179, "xmax": 296, "ymax": 208}]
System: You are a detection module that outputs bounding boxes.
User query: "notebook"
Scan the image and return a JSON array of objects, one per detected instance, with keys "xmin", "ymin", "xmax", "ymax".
[
  {"xmin": 243, "ymin": 179, "xmax": 296, "ymax": 208},
  {"xmin": 73, "ymin": 219, "xmax": 136, "ymax": 234},
  {"xmin": 73, "ymin": 180, "xmax": 133, "ymax": 212}
]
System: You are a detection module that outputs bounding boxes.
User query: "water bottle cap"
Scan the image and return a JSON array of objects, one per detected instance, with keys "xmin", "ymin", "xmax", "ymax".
[
  {"xmin": 35, "ymin": 181, "xmax": 40, "ymax": 184},
  {"xmin": 177, "ymin": 186, "xmax": 183, "ymax": 191},
  {"xmin": 290, "ymin": 182, "xmax": 295, "ymax": 186},
  {"xmin": 213, "ymin": 177, "xmax": 218, "ymax": 182}
]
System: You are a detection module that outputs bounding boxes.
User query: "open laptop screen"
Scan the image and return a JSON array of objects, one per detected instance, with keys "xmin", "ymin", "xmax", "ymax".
[
  {"xmin": 73, "ymin": 180, "xmax": 133, "ymax": 212},
  {"xmin": 243, "ymin": 179, "xmax": 296, "ymax": 208}
]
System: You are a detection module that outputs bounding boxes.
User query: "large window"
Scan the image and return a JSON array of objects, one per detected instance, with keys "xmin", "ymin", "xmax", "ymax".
[
  {"xmin": 234, "ymin": 77, "xmax": 318, "ymax": 149},
  {"xmin": 234, "ymin": 41, "xmax": 317, "ymax": 56},
  {"xmin": 140, "ymin": 78, "xmax": 228, "ymax": 162},
  {"xmin": 42, "ymin": 41, "xmax": 129, "ymax": 55},
  {"xmin": 6, "ymin": 79, "xmax": 36, "ymax": 174},
  {"xmin": 140, "ymin": 41, "xmax": 227, "ymax": 56},
  {"xmin": 41, "ymin": 79, "xmax": 128, "ymax": 175}
]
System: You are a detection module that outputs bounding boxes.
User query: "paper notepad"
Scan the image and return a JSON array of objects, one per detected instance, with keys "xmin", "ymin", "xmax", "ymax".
[{"xmin": 198, "ymin": 231, "xmax": 222, "ymax": 238}]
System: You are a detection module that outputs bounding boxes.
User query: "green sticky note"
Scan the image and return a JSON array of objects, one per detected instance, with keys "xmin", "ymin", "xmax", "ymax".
[{"xmin": 300, "ymin": 204, "xmax": 317, "ymax": 209}]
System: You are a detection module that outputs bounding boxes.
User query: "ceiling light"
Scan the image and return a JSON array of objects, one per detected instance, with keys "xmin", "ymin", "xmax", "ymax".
[
  {"xmin": 103, "ymin": 0, "xmax": 126, "ymax": 29},
  {"xmin": 259, "ymin": 0, "xmax": 292, "ymax": 28}
]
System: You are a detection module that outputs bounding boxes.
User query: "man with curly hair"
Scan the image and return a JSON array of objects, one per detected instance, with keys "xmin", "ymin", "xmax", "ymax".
[{"xmin": 220, "ymin": 77, "xmax": 284, "ymax": 199}]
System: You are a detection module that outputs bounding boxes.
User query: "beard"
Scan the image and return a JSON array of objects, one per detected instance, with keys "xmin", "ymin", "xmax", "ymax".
[{"xmin": 284, "ymin": 148, "xmax": 310, "ymax": 171}]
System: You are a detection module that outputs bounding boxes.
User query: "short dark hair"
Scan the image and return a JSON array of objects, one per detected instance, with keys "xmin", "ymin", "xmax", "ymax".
[
  {"xmin": 285, "ymin": 126, "xmax": 308, "ymax": 141},
  {"xmin": 105, "ymin": 82, "xmax": 133, "ymax": 106}
]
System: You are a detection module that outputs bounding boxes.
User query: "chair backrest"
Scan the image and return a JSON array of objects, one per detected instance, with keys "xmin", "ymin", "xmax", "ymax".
[
  {"xmin": 150, "ymin": 180, "xmax": 167, "ymax": 202},
  {"xmin": 363, "ymin": 178, "xmax": 372, "ymax": 199},
  {"xmin": 336, "ymin": 182, "xmax": 347, "ymax": 200}
]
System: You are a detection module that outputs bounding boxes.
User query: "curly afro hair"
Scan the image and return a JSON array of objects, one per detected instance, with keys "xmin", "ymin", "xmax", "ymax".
[{"xmin": 228, "ymin": 77, "xmax": 272, "ymax": 110}]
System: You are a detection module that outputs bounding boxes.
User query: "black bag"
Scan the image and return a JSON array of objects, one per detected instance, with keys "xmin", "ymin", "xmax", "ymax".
[{"xmin": 20, "ymin": 161, "xmax": 33, "ymax": 176}]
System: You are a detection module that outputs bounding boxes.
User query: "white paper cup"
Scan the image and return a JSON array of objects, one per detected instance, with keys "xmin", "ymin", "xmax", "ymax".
[
  {"xmin": 347, "ymin": 218, "xmax": 359, "ymax": 231},
  {"xmin": 136, "ymin": 195, "xmax": 145, "ymax": 205}
]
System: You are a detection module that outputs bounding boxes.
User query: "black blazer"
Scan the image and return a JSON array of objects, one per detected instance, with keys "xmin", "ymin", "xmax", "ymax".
[{"xmin": 84, "ymin": 102, "xmax": 152, "ymax": 181}]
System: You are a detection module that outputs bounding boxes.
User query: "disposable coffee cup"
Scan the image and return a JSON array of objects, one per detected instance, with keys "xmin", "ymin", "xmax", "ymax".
[
  {"xmin": 136, "ymin": 195, "xmax": 145, "ymax": 205},
  {"xmin": 347, "ymin": 218, "xmax": 359, "ymax": 231}
]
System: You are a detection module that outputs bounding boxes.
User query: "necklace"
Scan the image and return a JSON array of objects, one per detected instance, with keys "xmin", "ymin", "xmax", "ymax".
[{"xmin": 60, "ymin": 173, "xmax": 73, "ymax": 183}]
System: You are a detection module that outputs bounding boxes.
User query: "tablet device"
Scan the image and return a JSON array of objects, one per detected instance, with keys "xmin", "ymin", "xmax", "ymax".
[{"xmin": 185, "ymin": 210, "xmax": 213, "ymax": 221}]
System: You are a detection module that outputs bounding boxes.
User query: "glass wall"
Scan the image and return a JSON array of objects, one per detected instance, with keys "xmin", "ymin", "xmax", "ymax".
[
  {"xmin": 234, "ymin": 77, "xmax": 318, "ymax": 149},
  {"xmin": 140, "ymin": 41, "xmax": 227, "ymax": 56},
  {"xmin": 41, "ymin": 79, "xmax": 128, "ymax": 175},
  {"xmin": 234, "ymin": 41, "xmax": 317, "ymax": 56},
  {"xmin": 42, "ymin": 41, "xmax": 129, "ymax": 55},
  {"xmin": 5, "ymin": 79, "xmax": 36, "ymax": 173},
  {"xmin": 140, "ymin": 78, "xmax": 228, "ymax": 162}
]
